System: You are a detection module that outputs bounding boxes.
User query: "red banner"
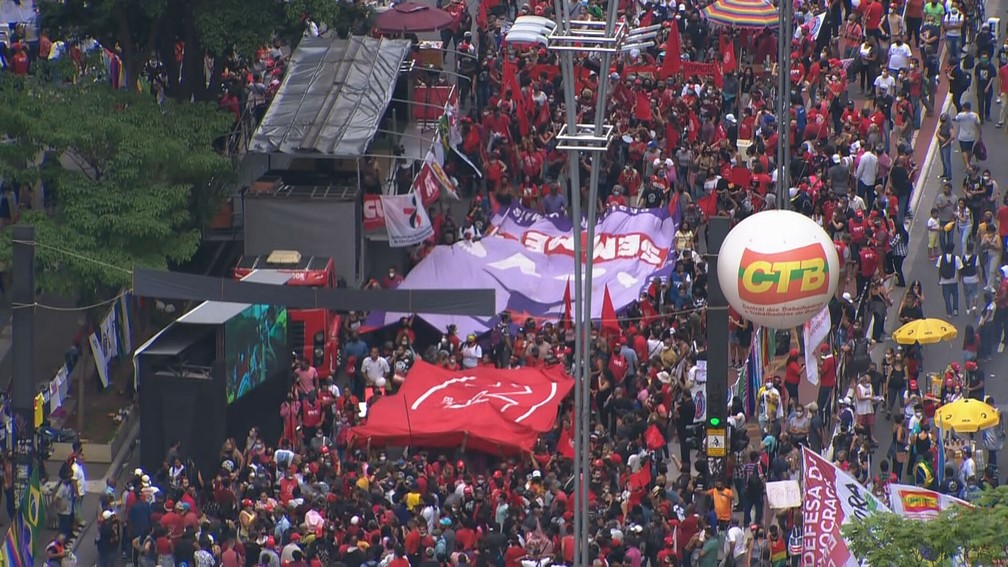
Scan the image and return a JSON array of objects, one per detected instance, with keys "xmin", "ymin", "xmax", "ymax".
[
  {"xmin": 412, "ymin": 86, "xmax": 453, "ymax": 121},
  {"xmin": 363, "ymin": 194, "xmax": 385, "ymax": 230},
  {"xmin": 349, "ymin": 361, "xmax": 573, "ymax": 454},
  {"xmin": 413, "ymin": 163, "xmax": 441, "ymax": 206},
  {"xmin": 802, "ymin": 447, "xmax": 890, "ymax": 567},
  {"xmin": 679, "ymin": 61, "xmax": 723, "ymax": 88}
]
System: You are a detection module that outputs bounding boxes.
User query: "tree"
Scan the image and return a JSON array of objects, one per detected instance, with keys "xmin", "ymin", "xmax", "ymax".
[
  {"xmin": 0, "ymin": 74, "xmax": 235, "ymax": 300},
  {"xmin": 842, "ymin": 486, "xmax": 1008, "ymax": 565},
  {"xmin": 37, "ymin": 0, "xmax": 374, "ymax": 102}
]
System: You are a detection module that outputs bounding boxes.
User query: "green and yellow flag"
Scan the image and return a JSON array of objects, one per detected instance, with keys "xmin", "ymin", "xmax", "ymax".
[{"xmin": 0, "ymin": 468, "xmax": 44, "ymax": 567}]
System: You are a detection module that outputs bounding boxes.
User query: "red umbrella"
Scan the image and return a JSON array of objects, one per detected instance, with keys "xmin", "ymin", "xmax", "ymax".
[{"xmin": 375, "ymin": 2, "xmax": 455, "ymax": 33}]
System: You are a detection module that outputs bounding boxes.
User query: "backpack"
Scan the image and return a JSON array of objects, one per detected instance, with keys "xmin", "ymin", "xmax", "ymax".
[
  {"xmin": 961, "ymin": 254, "xmax": 978, "ymax": 278},
  {"xmin": 746, "ymin": 463, "xmax": 765, "ymax": 495},
  {"xmin": 939, "ymin": 254, "xmax": 956, "ymax": 279},
  {"xmin": 435, "ymin": 536, "xmax": 447, "ymax": 561},
  {"xmin": 851, "ymin": 338, "xmax": 870, "ymax": 373}
]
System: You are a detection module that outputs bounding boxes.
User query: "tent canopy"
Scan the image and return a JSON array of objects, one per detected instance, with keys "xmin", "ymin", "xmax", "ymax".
[{"xmin": 249, "ymin": 35, "xmax": 411, "ymax": 157}]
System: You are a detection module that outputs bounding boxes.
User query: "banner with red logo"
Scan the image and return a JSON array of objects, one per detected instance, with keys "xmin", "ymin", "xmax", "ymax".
[
  {"xmin": 413, "ymin": 163, "xmax": 441, "ymax": 206},
  {"xmin": 887, "ymin": 483, "xmax": 970, "ymax": 520},
  {"xmin": 802, "ymin": 447, "xmax": 890, "ymax": 567},
  {"xmin": 349, "ymin": 360, "xmax": 573, "ymax": 454},
  {"xmin": 380, "ymin": 190, "xmax": 434, "ymax": 248},
  {"xmin": 363, "ymin": 194, "xmax": 385, "ymax": 231}
]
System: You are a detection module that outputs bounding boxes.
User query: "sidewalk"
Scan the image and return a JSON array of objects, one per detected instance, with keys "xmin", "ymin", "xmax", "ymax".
[{"xmin": 35, "ymin": 421, "xmax": 140, "ymax": 567}]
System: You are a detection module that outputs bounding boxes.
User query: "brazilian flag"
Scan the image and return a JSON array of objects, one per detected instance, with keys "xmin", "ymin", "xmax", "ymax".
[{"xmin": 0, "ymin": 468, "xmax": 44, "ymax": 567}]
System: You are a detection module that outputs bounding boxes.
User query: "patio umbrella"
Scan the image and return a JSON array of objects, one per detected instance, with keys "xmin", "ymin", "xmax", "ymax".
[
  {"xmin": 375, "ymin": 2, "xmax": 455, "ymax": 33},
  {"xmin": 891, "ymin": 318, "xmax": 958, "ymax": 345},
  {"xmin": 702, "ymin": 0, "xmax": 779, "ymax": 29},
  {"xmin": 935, "ymin": 398, "xmax": 1000, "ymax": 433}
]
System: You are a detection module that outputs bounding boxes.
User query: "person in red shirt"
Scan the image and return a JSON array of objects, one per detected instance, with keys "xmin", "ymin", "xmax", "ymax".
[
  {"xmin": 503, "ymin": 537, "xmax": 526, "ymax": 567},
  {"xmin": 860, "ymin": 0, "xmax": 885, "ymax": 40},
  {"xmin": 858, "ymin": 240, "xmax": 881, "ymax": 297},
  {"xmin": 606, "ymin": 185, "xmax": 628, "ymax": 208},
  {"xmin": 10, "ymin": 47, "xmax": 29, "ymax": 76},
  {"xmin": 817, "ymin": 343, "xmax": 838, "ymax": 417},
  {"xmin": 784, "ymin": 348, "xmax": 805, "ymax": 405},
  {"xmin": 159, "ymin": 501, "xmax": 185, "ymax": 539}
]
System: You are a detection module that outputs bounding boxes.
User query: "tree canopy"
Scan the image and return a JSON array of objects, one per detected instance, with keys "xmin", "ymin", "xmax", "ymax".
[
  {"xmin": 0, "ymin": 74, "xmax": 235, "ymax": 300},
  {"xmin": 36, "ymin": 0, "xmax": 373, "ymax": 101},
  {"xmin": 842, "ymin": 486, "xmax": 1008, "ymax": 565}
]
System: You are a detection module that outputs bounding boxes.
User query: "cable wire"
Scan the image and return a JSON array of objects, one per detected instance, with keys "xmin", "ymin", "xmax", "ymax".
[
  {"xmin": 11, "ymin": 239, "xmax": 133, "ymax": 275},
  {"xmin": 10, "ymin": 290, "xmax": 128, "ymax": 312}
]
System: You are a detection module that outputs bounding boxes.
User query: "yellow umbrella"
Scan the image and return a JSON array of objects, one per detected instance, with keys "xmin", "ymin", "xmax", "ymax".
[
  {"xmin": 935, "ymin": 398, "xmax": 1000, "ymax": 433},
  {"xmin": 891, "ymin": 318, "xmax": 958, "ymax": 345}
]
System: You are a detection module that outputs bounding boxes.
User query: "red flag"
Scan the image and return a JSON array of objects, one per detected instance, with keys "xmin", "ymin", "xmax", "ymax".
[
  {"xmin": 561, "ymin": 278, "xmax": 572, "ymax": 327},
  {"xmin": 476, "ymin": 1, "xmax": 488, "ymax": 29},
  {"xmin": 659, "ymin": 24, "xmax": 682, "ymax": 79},
  {"xmin": 502, "ymin": 58, "xmax": 529, "ymax": 136},
  {"xmin": 412, "ymin": 163, "xmax": 441, "ymax": 206},
  {"xmin": 634, "ymin": 91, "xmax": 652, "ymax": 122},
  {"xmin": 600, "ymin": 284, "xmax": 620, "ymax": 338},
  {"xmin": 697, "ymin": 191, "xmax": 718, "ymax": 219},
  {"xmin": 721, "ymin": 38, "xmax": 738, "ymax": 74},
  {"xmin": 557, "ymin": 426, "xmax": 575, "ymax": 459}
]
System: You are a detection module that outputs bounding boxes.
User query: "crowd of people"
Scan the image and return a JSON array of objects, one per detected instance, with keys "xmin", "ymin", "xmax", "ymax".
[{"xmin": 36, "ymin": 0, "xmax": 1008, "ymax": 564}]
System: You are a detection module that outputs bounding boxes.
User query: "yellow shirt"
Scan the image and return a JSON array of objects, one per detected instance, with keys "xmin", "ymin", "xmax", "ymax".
[{"xmin": 406, "ymin": 491, "xmax": 422, "ymax": 511}]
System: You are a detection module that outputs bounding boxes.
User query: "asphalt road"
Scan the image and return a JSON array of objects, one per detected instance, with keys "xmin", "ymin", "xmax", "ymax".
[{"xmin": 850, "ymin": 23, "xmax": 1008, "ymax": 482}]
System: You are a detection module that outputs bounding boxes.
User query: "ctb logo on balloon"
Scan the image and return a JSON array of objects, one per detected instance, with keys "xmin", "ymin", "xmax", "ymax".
[{"xmin": 718, "ymin": 211, "xmax": 839, "ymax": 329}]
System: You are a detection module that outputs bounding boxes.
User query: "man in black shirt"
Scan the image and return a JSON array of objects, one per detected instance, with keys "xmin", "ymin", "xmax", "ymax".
[{"xmin": 974, "ymin": 54, "xmax": 997, "ymax": 122}]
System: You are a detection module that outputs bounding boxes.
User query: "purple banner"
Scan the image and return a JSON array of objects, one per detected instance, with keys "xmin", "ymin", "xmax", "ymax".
[{"xmin": 371, "ymin": 205, "xmax": 679, "ymax": 336}]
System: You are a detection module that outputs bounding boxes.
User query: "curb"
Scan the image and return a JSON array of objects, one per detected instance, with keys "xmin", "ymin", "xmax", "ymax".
[{"xmin": 70, "ymin": 419, "xmax": 140, "ymax": 553}]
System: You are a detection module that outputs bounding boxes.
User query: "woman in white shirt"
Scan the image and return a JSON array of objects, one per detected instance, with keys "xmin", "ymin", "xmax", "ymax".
[{"xmin": 461, "ymin": 335, "xmax": 482, "ymax": 368}]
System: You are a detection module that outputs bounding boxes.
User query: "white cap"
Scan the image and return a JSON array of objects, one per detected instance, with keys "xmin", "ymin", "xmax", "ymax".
[
  {"xmin": 102, "ymin": 510, "xmax": 114, "ymax": 520},
  {"xmin": 725, "ymin": 113, "xmax": 737, "ymax": 123},
  {"xmin": 832, "ymin": 154, "xmax": 842, "ymax": 164},
  {"xmin": 842, "ymin": 292, "xmax": 853, "ymax": 301},
  {"xmin": 134, "ymin": 468, "xmax": 144, "ymax": 477},
  {"xmin": 1000, "ymin": 266, "xmax": 1008, "ymax": 278},
  {"xmin": 351, "ymin": 515, "xmax": 360, "ymax": 525},
  {"xmin": 657, "ymin": 371, "xmax": 672, "ymax": 384},
  {"xmin": 532, "ymin": 470, "xmax": 542, "ymax": 479}
]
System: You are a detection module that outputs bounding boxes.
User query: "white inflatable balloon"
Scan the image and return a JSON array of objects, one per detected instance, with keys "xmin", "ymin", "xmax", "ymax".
[{"xmin": 716, "ymin": 210, "xmax": 840, "ymax": 329}]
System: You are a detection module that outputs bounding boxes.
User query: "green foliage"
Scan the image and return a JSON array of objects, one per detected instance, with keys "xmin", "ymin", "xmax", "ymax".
[
  {"xmin": 0, "ymin": 74, "xmax": 235, "ymax": 299},
  {"xmin": 37, "ymin": 0, "xmax": 376, "ymax": 98},
  {"xmin": 842, "ymin": 486, "xmax": 1008, "ymax": 566}
]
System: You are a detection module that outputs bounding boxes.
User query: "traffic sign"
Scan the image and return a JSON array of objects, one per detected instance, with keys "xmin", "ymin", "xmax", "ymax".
[{"xmin": 706, "ymin": 427, "xmax": 727, "ymax": 457}]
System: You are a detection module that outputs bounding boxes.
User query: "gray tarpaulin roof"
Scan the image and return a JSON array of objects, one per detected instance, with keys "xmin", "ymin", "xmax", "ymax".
[{"xmin": 248, "ymin": 35, "xmax": 411, "ymax": 157}]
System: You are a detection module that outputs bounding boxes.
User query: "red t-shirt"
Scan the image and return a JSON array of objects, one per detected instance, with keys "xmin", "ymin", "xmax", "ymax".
[
  {"xmin": 861, "ymin": 1, "xmax": 884, "ymax": 30},
  {"xmin": 819, "ymin": 354, "xmax": 837, "ymax": 388},
  {"xmin": 860, "ymin": 248, "xmax": 880, "ymax": 277}
]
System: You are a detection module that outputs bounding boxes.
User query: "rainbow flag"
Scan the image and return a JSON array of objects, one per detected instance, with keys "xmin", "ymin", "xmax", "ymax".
[
  {"xmin": 0, "ymin": 468, "xmax": 44, "ymax": 567},
  {"xmin": 745, "ymin": 327, "xmax": 765, "ymax": 417}
]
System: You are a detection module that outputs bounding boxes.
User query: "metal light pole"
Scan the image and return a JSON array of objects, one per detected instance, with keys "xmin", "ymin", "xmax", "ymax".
[
  {"xmin": 544, "ymin": 7, "xmax": 625, "ymax": 567},
  {"xmin": 776, "ymin": 0, "xmax": 794, "ymax": 209}
]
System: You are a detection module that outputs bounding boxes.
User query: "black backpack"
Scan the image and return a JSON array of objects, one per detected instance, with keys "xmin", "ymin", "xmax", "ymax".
[
  {"xmin": 961, "ymin": 254, "xmax": 978, "ymax": 278},
  {"xmin": 939, "ymin": 254, "xmax": 956, "ymax": 279},
  {"xmin": 851, "ymin": 338, "xmax": 870, "ymax": 373},
  {"xmin": 746, "ymin": 463, "xmax": 765, "ymax": 494}
]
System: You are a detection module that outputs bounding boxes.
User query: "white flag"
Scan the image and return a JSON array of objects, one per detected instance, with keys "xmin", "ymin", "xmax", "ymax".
[
  {"xmin": 381, "ymin": 191, "xmax": 434, "ymax": 248},
  {"xmin": 89, "ymin": 332, "xmax": 110, "ymax": 388},
  {"xmin": 803, "ymin": 306, "xmax": 831, "ymax": 386}
]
